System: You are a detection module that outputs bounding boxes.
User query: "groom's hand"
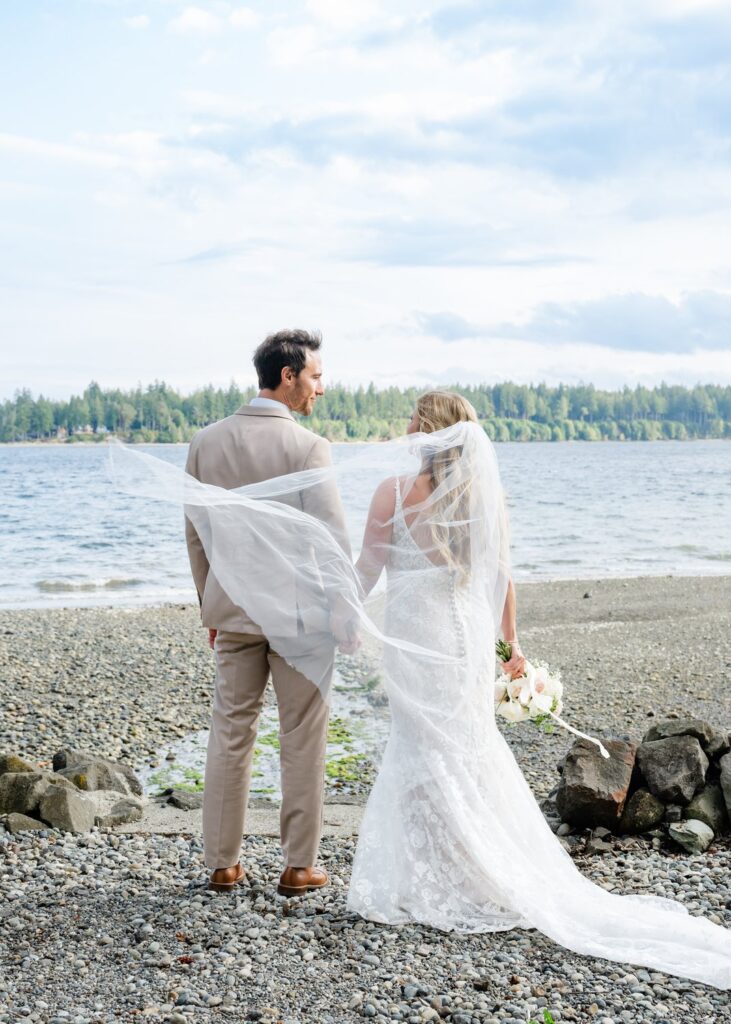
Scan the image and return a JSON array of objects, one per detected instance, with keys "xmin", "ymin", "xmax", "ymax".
[
  {"xmin": 338, "ymin": 634, "xmax": 362, "ymax": 655},
  {"xmin": 208, "ymin": 628, "xmax": 218, "ymax": 650},
  {"xmin": 330, "ymin": 611, "xmax": 361, "ymax": 655}
]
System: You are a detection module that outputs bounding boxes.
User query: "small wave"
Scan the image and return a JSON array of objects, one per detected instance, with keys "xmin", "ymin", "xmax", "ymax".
[
  {"xmin": 704, "ymin": 552, "xmax": 731, "ymax": 562},
  {"xmin": 36, "ymin": 577, "xmax": 146, "ymax": 593}
]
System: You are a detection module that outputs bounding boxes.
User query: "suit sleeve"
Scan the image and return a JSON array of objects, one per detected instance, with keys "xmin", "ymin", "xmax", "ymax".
[
  {"xmin": 184, "ymin": 436, "xmax": 210, "ymax": 607},
  {"xmin": 303, "ymin": 436, "xmax": 352, "ymax": 558}
]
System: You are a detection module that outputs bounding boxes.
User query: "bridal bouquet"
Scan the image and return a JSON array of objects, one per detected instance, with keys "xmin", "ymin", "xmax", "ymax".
[
  {"xmin": 494, "ymin": 640, "xmax": 563, "ymax": 732},
  {"xmin": 494, "ymin": 640, "xmax": 610, "ymax": 758}
]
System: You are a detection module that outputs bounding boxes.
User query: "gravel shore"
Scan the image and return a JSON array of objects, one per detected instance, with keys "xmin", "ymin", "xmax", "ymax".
[
  {"xmin": 1, "ymin": 575, "xmax": 729, "ymax": 797},
  {"xmin": 1, "ymin": 576, "xmax": 730, "ymax": 1023}
]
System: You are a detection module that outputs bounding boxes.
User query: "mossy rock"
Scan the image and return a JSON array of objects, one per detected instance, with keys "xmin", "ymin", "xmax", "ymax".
[{"xmin": 0, "ymin": 754, "xmax": 35, "ymax": 776}]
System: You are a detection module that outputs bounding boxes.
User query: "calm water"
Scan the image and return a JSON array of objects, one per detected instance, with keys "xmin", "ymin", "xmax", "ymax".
[{"xmin": 1, "ymin": 441, "xmax": 729, "ymax": 609}]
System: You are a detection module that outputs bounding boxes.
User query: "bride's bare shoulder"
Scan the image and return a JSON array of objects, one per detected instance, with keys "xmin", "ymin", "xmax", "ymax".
[{"xmin": 368, "ymin": 475, "xmax": 399, "ymax": 514}]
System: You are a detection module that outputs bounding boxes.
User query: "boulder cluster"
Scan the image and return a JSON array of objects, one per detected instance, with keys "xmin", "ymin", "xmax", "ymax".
[
  {"xmin": 0, "ymin": 748, "xmax": 145, "ymax": 833},
  {"xmin": 548, "ymin": 718, "xmax": 731, "ymax": 853}
]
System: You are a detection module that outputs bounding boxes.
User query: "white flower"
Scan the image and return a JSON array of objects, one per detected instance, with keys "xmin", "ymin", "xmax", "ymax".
[{"xmin": 498, "ymin": 699, "xmax": 531, "ymax": 724}]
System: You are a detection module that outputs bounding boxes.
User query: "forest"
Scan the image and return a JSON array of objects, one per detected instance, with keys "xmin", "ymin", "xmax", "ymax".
[{"xmin": 2, "ymin": 381, "xmax": 729, "ymax": 443}]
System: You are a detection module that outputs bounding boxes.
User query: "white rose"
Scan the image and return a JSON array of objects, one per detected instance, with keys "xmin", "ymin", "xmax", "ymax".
[
  {"xmin": 533, "ymin": 665, "xmax": 549, "ymax": 689},
  {"xmin": 494, "ymin": 680, "xmax": 508, "ymax": 703},
  {"xmin": 498, "ymin": 699, "xmax": 531, "ymax": 724},
  {"xmin": 543, "ymin": 676, "xmax": 563, "ymax": 700},
  {"xmin": 529, "ymin": 692, "xmax": 555, "ymax": 717}
]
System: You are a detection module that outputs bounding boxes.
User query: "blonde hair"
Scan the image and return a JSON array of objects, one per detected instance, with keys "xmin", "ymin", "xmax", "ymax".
[
  {"xmin": 415, "ymin": 390, "xmax": 478, "ymax": 433},
  {"xmin": 414, "ymin": 391, "xmax": 478, "ymax": 583}
]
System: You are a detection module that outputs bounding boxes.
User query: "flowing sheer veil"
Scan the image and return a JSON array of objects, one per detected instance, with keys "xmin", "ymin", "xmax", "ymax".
[
  {"xmin": 109, "ymin": 425, "xmax": 731, "ymax": 989},
  {"xmin": 109, "ymin": 420, "xmax": 510, "ymax": 693}
]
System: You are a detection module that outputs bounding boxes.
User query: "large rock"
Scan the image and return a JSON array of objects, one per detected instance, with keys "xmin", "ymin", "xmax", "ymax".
[
  {"xmin": 719, "ymin": 752, "xmax": 731, "ymax": 820},
  {"xmin": 39, "ymin": 786, "xmax": 96, "ymax": 833},
  {"xmin": 95, "ymin": 799, "xmax": 144, "ymax": 828},
  {"xmin": 0, "ymin": 772, "xmax": 73, "ymax": 816},
  {"xmin": 643, "ymin": 718, "xmax": 716, "ymax": 751},
  {"xmin": 53, "ymin": 749, "xmax": 143, "ymax": 796},
  {"xmin": 684, "ymin": 784, "xmax": 728, "ymax": 835},
  {"xmin": 5, "ymin": 812, "xmax": 47, "ymax": 833},
  {"xmin": 0, "ymin": 754, "xmax": 35, "ymax": 776},
  {"xmin": 619, "ymin": 788, "xmax": 665, "ymax": 834},
  {"xmin": 57, "ymin": 761, "xmax": 132, "ymax": 797},
  {"xmin": 637, "ymin": 735, "xmax": 708, "ymax": 805},
  {"xmin": 82, "ymin": 790, "xmax": 145, "ymax": 827},
  {"xmin": 706, "ymin": 730, "xmax": 731, "ymax": 761},
  {"xmin": 555, "ymin": 738, "xmax": 636, "ymax": 829},
  {"xmin": 668, "ymin": 819, "xmax": 714, "ymax": 854}
]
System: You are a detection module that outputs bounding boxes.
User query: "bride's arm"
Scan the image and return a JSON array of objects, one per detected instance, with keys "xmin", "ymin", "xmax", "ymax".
[
  {"xmin": 355, "ymin": 477, "xmax": 397, "ymax": 596},
  {"xmin": 500, "ymin": 579, "xmax": 527, "ymax": 677}
]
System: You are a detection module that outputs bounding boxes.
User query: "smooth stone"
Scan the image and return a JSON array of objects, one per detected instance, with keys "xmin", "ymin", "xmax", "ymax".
[
  {"xmin": 168, "ymin": 789, "xmax": 204, "ymax": 811},
  {"xmin": 5, "ymin": 812, "xmax": 47, "ymax": 832},
  {"xmin": 667, "ymin": 818, "xmax": 714, "ymax": 853}
]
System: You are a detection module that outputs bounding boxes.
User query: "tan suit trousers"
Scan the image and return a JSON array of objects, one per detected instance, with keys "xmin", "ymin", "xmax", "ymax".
[{"xmin": 202, "ymin": 630, "xmax": 332, "ymax": 870}]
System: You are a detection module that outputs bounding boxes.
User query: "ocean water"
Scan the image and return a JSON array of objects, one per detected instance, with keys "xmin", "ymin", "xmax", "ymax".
[{"xmin": 1, "ymin": 440, "xmax": 729, "ymax": 609}]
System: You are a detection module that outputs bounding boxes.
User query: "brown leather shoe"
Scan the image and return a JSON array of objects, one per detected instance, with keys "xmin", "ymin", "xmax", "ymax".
[
  {"xmin": 208, "ymin": 863, "xmax": 247, "ymax": 893},
  {"xmin": 277, "ymin": 866, "xmax": 329, "ymax": 897}
]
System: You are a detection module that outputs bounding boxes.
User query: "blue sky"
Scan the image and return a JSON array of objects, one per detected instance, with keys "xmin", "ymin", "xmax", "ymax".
[{"xmin": 2, "ymin": 0, "xmax": 731, "ymax": 398}]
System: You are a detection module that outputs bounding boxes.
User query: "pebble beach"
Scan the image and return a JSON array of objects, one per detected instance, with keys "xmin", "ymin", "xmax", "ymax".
[{"xmin": 1, "ymin": 575, "xmax": 730, "ymax": 1023}]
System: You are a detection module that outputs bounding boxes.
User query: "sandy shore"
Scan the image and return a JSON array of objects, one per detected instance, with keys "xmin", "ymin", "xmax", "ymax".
[{"xmin": 1, "ymin": 575, "xmax": 729, "ymax": 797}]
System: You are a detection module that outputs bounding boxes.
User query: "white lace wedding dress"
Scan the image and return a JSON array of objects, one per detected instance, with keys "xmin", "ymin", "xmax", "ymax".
[{"xmin": 347, "ymin": 480, "xmax": 731, "ymax": 989}]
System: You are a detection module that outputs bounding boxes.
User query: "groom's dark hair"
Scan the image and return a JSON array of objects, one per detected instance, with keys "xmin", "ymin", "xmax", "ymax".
[{"xmin": 253, "ymin": 329, "xmax": 323, "ymax": 390}]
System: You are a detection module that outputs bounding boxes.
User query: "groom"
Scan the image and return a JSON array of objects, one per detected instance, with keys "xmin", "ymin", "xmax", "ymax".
[{"xmin": 185, "ymin": 329, "xmax": 352, "ymax": 895}]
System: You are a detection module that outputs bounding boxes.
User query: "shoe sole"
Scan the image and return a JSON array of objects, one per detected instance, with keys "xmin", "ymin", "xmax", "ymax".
[
  {"xmin": 208, "ymin": 872, "xmax": 247, "ymax": 893},
  {"xmin": 277, "ymin": 881, "xmax": 329, "ymax": 897}
]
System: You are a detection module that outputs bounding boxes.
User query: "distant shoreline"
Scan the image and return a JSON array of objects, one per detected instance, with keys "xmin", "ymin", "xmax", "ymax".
[{"xmin": 2, "ymin": 435, "xmax": 729, "ymax": 447}]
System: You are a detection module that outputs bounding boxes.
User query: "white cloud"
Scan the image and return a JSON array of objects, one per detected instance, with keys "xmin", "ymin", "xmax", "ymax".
[
  {"xmin": 169, "ymin": 6, "xmax": 221, "ymax": 34},
  {"xmin": 123, "ymin": 14, "xmax": 149, "ymax": 30},
  {"xmin": 0, "ymin": 132, "xmax": 121, "ymax": 168},
  {"xmin": 266, "ymin": 25, "xmax": 320, "ymax": 65},
  {"xmin": 305, "ymin": 0, "xmax": 382, "ymax": 29},
  {"xmin": 4, "ymin": 0, "xmax": 731, "ymax": 397},
  {"xmin": 229, "ymin": 7, "xmax": 259, "ymax": 29}
]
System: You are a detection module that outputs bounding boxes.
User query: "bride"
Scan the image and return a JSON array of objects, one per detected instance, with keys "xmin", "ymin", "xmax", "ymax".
[
  {"xmin": 113, "ymin": 390, "xmax": 731, "ymax": 989},
  {"xmin": 345, "ymin": 390, "xmax": 731, "ymax": 990}
]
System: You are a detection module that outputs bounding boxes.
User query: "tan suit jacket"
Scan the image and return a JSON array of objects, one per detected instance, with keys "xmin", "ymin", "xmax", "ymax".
[{"xmin": 184, "ymin": 404, "xmax": 350, "ymax": 634}]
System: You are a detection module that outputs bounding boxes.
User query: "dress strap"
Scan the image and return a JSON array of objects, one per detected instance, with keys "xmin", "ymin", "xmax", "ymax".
[{"xmin": 394, "ymin": 476, "xmax": 404, "ymax": 515}]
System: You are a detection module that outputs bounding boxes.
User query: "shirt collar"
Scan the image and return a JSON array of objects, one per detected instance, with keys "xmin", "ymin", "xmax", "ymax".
[{"xmin": 249, "ymin": 396, "xmax": 291, "ymax": 413}]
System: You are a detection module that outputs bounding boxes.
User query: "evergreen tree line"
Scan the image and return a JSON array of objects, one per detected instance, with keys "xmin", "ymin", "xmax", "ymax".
[{"xmin": 1, "ymin": 380, "xmax": 729, "ymax": 444}]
